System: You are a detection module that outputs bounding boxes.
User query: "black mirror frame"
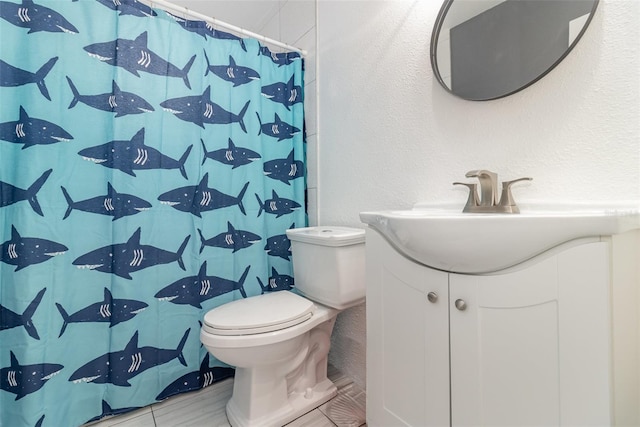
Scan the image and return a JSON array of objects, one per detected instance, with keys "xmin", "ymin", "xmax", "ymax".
[{"xmin": 430, "ymin": 0, "xmax": 600, "ymax": 101}]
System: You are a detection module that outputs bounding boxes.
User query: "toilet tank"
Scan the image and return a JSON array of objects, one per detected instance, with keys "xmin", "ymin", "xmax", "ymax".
[{"xmin": 286, "ymin": 226, "xmax": 366, "ymax": 310}]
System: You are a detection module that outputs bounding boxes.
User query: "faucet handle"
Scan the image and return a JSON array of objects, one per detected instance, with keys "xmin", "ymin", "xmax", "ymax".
[
  {"xmin": 453, "ymin": 182, "xmax": 479, "ymax": 213},
  {"xmin": 498, "ymin": 177, "xmax": 533, "ymax": 213}
]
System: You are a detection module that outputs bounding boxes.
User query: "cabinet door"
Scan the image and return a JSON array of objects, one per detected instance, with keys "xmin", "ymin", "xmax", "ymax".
[
  {"xmin": 366, "ymin": 230, "xmax": 449, "ymax": 427},
  {"xmin": 449, "ymin": 242, "xmax": 611, "ymax": 427}
]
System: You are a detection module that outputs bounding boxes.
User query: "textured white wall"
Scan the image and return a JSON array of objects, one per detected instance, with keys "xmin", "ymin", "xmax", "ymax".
[{"xmin": 318, "ymin": 0, "xmax": 640, "ymax": 388}]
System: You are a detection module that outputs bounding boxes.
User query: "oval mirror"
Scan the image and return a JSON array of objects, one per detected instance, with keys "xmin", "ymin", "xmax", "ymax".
[{"xmin": 430, "ymin": 0, "xmax": 599, "ymax": 101}]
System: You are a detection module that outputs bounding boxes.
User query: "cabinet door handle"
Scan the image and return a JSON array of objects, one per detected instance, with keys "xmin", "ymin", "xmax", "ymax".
[
  {"xmin": 427, "ymin": 292, "xmax": 438, "ymax": 303},
  {"xmin": 455, "ymin": 299, "xmax": 467, "ymax": 311}
]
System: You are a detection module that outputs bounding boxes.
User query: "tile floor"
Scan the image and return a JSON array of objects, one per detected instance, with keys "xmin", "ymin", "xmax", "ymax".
[{"xmin": 85, "ymin": 365, "xmax": 366, "ymax": 427}]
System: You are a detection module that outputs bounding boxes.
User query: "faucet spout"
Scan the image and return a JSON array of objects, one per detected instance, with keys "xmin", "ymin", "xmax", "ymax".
[{"xmin": 465, "ymin": 170, "xmax": 498, "ymax": 206}]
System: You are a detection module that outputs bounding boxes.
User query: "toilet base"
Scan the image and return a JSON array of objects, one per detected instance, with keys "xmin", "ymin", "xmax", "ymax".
[{"xmin": 226, "ymin": 378, "xmax": 337, "ymax": 427}]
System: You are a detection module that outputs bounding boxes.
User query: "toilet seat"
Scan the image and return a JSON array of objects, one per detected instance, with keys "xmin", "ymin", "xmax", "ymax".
[{"xmin": 203, "ymin": 291, "xmax": 315, "ymax": 336}]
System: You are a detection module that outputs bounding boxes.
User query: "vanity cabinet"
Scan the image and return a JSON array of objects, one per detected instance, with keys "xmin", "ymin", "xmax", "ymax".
[{"xmin": 366, "ymin": 228, "xmax": 640, "ymax": 427}]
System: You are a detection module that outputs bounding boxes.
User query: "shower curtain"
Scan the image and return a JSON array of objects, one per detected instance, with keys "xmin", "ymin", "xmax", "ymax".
[{"xmin": 0, "ymin": 0, "xmax": 306, "ymax": 425}]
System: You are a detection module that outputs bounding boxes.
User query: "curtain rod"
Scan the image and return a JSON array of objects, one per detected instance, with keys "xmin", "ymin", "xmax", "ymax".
[{"xmin": 141, "ymin": 0, "xmax": 307, "ymax": 56}]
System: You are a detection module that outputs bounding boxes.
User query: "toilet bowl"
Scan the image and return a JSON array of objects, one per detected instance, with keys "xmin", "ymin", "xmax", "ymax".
[
  {"xmin": 200, "ymin": 226, "xmax": 365, "ymax": 427},
  {"xmin": 200, "ymin": 292, "xmax": 339, "ymax": 427}
]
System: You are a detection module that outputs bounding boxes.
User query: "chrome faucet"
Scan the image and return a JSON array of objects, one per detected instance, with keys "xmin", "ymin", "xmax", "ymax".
[{"xmin": 454, "ymin": 170, "xmax": 532, "ymax": 214}]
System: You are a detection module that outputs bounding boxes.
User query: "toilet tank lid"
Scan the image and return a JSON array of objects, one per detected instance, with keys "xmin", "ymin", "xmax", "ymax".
[{"xmin": 286, "ymin": 226, "xmax": 365, "ymax": 246}]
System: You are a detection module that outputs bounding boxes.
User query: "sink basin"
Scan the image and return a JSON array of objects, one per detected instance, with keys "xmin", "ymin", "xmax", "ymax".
[{"xmin": 359, "ymin": 203, "xmax": 640, "ymax": 274}]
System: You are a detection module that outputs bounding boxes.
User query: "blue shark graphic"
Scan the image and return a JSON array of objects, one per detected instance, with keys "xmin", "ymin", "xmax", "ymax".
[
  {"xmin": 155, "ymin": 262, "xmax": 250, "ymax": 308},
  {"xmin": 0, "ymin": 57, "xmax": 58, "ymax": 100},
  {"xmin": 0, "ymin": 106, "xmax": 73, "ymax": 149},
  {"xmin": 0, "ymin": 0, "xmax": 78, "ymax": 34},
  {"xmin": 83, "ymin": 32, "xmax": 196, "ymax": 89},
  {"xmin": 256, "ymin": 190, "xmax": 301, "ymax": 218},
  {"xmin": 256, "ymin": 112, "xmax": 301, "ymax": 141},
  {"xmin": 68, "ymin": 329, "xmax": 190, "ymax": 387},
  {"xmin": 56, "ymin": 288, "xmax": 148, "ymax": 337},
  {"xmin": 0, "ymin": 169, "xmax": 51, "ymax": 216},
  {"xmin": 1, "ymin": 225, "xmax": 67, "ymax": 271},
  {"xmin": 77, "ymin": 128, "xmax": 193, "ymax": 179},
  {"xmin": 258, "ymin": 46, "xmax": 301, "ymax": 67},
  {"xmin": 34, "ymin": 414, "xmax": 44, "ymax": 427},
  {"xmin": 197, "ymin": 222, "xmax": 261, "ymax": 254},
  {"xmin": 264, "ymin": 224, "xmax": 293, "ymax": 260},
  {"xmin": 258, "ymin": 268, "xmax": 294, "ymax": 293},
  {"xmin": 263, "ymin": 150, "xmax": 304, "ymax": 185},
  {"xmin": 204, "ymin": 53, "xmax": 259, "ymax": 87},
  {"xmin": 66, "ymin": 77, "xmax": 154, "ymax": 118},
  {"xmin": 160, "ymin": 86, "xmax": 250, "ymax": 132},
  {"xmin": 155, "ymin": 353, "xmax": 234, "ymax": 401},
  {"xmin": 61, "ymin": 182, "xmax": 151, "ymax": 221},
  {"xmin": 93, "ymin": 0, "xmax": 157, "ymax": 17},
  {"xmin": 72, "ymin": 227, "xmax": 190, "ymax": 280},
  {"xmin": 1, "ymin": 352, "xmax": 63, "ymax": 400},
  {"xmin": 157, "ymin": 173, "xmax": 249, "ymax": 217},
  {"xmin": 168, "ymin": 14, "xmax": 246, "ymax": 50},
  {"xmin": 0, "ymin": 288, "xmax": 46, "ymax": 340},
  {"xmin": 261, "ymin": 75, "xmax": 303, "ymax": 110},
  {"xmin": 201, "ymin": 138, "xmax": 260, "ymax": 169},
  {"xmin": 85, "ymin": 400, "xmax": 143, "ymax": 424}
]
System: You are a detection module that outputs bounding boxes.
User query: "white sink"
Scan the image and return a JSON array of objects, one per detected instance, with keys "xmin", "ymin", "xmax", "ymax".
[{"xmin": 360, "ymin": 203, "xmax": 640, "ymax": 274}]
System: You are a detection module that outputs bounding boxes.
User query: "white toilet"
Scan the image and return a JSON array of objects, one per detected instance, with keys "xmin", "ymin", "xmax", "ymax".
[{"xmin": 200, "ymin": 226, "xmax": 365, "ymax": 427}]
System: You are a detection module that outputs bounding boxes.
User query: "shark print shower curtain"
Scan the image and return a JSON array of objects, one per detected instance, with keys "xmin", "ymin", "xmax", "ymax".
[{"xmin": 0, "ymin": 0, "xmax": 306, "ymax": 425}]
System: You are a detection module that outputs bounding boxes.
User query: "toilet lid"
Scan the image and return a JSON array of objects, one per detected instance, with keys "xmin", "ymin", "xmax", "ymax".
[{"xmin": 203, "ymin": 291, "xmax": 315, "ymax": 336}]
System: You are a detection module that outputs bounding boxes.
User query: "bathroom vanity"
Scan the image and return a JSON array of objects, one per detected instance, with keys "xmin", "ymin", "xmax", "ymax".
[{"xmin": 361, "ymin": 207, "xmax": 640, "ymax": 426}]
